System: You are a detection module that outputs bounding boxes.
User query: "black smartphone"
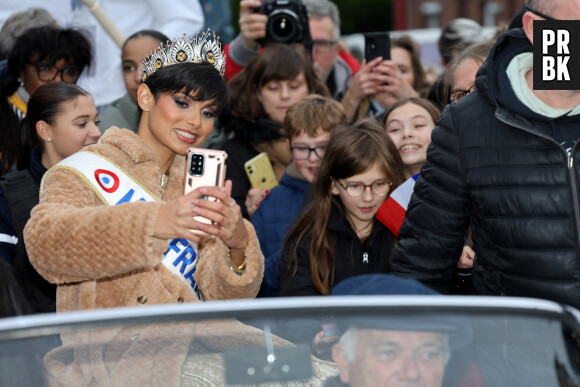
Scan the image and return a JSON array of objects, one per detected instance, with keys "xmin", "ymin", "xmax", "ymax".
[{"xmin": 364, "ymin": 31, "xmax": 391, "ymax": 62}]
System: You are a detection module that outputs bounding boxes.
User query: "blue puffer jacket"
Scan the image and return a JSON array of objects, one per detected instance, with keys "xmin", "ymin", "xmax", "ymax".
[{"xmin": 251, "ymin": 163, "xmax": 311, "ymax": 297}]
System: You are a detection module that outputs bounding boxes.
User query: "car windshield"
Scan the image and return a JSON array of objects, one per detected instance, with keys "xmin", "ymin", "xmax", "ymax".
[{"xmin": 0, "ymin": 296, "xmax": 579, "ymax": 386}]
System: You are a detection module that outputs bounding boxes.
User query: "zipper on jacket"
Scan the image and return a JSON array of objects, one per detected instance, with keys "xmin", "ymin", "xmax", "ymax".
[
  {"xmin": 495, "ymin": 111, "xmax": 580, "ymax": 257},
  {"xmin": 568, "ymin": 151, "xmax": 580, "ymax": 253},
  {"xmin": 362, "ymin": 252, "xmax": 369, "ymax": 263}
]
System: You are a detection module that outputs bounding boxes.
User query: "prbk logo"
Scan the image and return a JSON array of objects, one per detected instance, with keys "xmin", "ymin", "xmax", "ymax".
[{"xmin": 533, "ymin": 20, "xmax": 580, "ymax": 90}]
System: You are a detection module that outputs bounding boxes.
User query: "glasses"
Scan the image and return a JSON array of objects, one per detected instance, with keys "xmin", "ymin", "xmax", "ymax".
[
  {"xmin": 290, "ymin": 144, "xmax": 327, "ymax": 160},
  {"xmin": 450, "ymin": 84, "xmax": 477, "ymax": 102},
  {"xmin": 335, "ymin": 179, "xmax": 391, "ymax": 198},
  {"xmin": 28, "ymin": 62, "xmax": 82, "ymax": 83},
  {"xmin": 524, "ymin": 5, "xmax": 557, "ymax": 21},
  {"xmin": 312, "ymin": 39, "xmax": 338, "ymax": 54}
]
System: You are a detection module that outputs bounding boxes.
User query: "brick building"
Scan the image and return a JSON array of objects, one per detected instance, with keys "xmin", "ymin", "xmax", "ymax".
[{"xmin": 394, "ymin": 0, "xmax": 524, "ymax": 30}]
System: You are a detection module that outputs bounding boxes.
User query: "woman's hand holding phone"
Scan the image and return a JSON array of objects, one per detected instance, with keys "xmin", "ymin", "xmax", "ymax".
[
  {"xmin": 191, "ymin": 181, "xmax": 248, "ymax": 251},
  {"xmin": 154, "ymin": 181, "xmax": 249, "ymax": 256}
]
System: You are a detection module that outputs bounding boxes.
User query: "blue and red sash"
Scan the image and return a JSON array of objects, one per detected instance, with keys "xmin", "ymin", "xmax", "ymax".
[{"xmin": 44, "ymin": 151, "xmax": 201, "ymax": 300}]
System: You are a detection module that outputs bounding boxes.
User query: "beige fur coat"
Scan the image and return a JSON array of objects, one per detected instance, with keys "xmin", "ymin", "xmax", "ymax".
[
  {"xmin": 22, "ymin": 128, "xmax": 268, "ymax": 386},
  {"xmin": 24, "ymin": 127, "xmax": 263, "ymax": 312}
]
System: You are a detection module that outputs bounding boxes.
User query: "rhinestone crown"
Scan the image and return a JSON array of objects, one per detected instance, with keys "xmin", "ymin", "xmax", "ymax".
[{"xmin": 140, "ymin": 29, "xmax": 226, "ymax": 81}]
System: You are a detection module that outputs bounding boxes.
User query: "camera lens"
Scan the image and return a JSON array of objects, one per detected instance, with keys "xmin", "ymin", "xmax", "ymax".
[
  {"xmin": 268, "ymin": 9, "xmax": 298, "ymax": 43},
  {"xmin": 189, "ymin": 153, "xmax": 205, "ymax": 176}
]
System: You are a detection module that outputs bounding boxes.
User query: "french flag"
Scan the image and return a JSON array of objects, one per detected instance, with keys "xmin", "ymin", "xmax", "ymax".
[{"xmin": 377, "ymin": 174, "xmax": 419, "ymax": 237}]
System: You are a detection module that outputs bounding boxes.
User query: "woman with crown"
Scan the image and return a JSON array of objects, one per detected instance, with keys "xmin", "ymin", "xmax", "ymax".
[{"xmin": 22, "ymin": 32, "xmax": 268, "ymax": 385}]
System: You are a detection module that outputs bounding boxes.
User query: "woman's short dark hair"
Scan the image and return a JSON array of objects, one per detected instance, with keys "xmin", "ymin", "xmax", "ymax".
[
  {"xmin": 143, "ymin": 61, "xmax": 228, "ymax": 113},
  {"xmin": 7, "ymin": 25, "xmax": 92, "ymax": 78},
  {"xmin": 228, "ymin": 44, "xmax": 329, "ymax": 121}
]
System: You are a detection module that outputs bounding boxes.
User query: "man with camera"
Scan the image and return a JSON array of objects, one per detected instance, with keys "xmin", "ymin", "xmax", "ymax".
[{"xmin": 224, "ymin": 0, "xmax": 360, "ymax": 104}]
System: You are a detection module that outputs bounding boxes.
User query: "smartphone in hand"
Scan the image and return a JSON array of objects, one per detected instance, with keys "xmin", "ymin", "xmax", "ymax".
[
  {"xmin": 184, "ymin": 148, "xmax": 228, "ymax": 235},
  {"xmin": 244, "ymin": 152, "xmax": 279, "ymax": 191},
  {"xmin": 364, "ymin": 31, "xmax": 391, "ymax": 62}
]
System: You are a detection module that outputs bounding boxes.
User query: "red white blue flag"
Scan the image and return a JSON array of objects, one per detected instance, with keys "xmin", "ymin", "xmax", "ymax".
[{"xmin": 377, "ymin": 174, "xmax": 419, "ymax": 237}]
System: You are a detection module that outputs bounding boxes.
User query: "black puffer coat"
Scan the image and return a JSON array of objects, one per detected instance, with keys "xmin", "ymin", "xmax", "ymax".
[
  {"xmin": 391, "ymin": 28, "xmax": 580, "ymax": 309},
  {"xmin": 279, "ymin": 207, "xmax": 396, "ymax": 297}
]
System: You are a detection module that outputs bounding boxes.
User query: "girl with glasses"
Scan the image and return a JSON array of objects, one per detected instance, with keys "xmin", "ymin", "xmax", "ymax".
[
  {"xmin": 276, "ymin": 118, "xmax": 405, "ymax": 350},
  {"xmin": 251, "ymin": 94, "xmax": 346, "ymax": 297},
  {"xmin": 278, "ymin": 119, "xmax": 405, "ymax": 299}
]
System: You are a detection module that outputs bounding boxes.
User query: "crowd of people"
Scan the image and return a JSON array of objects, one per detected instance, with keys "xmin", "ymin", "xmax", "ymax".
[{"xmin": 0, "ymin": 0, "xmax": 579, "ymax": 383}]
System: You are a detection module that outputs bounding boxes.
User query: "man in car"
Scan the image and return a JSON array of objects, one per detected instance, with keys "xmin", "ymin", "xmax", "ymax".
[
  {"xmin": 323, "ymin": 274, "xmax": 475, "ymax": 387},
  {"xmin": 330, "ymin": 327, "xmax": 448, "ymax": 387},
  {"xmin": 390, "ymin": 0, "xmax": 580, "ymax": 310}
]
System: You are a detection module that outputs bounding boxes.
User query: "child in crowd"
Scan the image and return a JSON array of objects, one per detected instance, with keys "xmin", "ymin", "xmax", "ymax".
[
  {"xmin": 0, "ymin": 82, "xmax": 100, "ymax": 315},
  {"xmin": 380, "ymin": 97, "xmax": 474, "ymax": 293},
  {"xmin": 278, "ymin": 119, "xmax": 406, "ymax": 298},
  {"xmin": 383, "ymin": 97, "xmax": 440, "ymax": 178},
  {"xmin": 251, "ymin": 94, "xmax": 346, "ymax": 297},
  {"xmin": 98, "ymin": 29, "xmax": 169, "ymax": 134},
  {"xmin": 221, "ymin": 44, "xmax": 328, "ymax": 219}
]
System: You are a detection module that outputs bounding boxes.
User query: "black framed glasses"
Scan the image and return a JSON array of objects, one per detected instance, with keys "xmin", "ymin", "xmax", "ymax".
[
  {"xmin": 28, "ymin": 62, "xmax": 82, "ymax": 83},
  {"xmin": 450, "ymin": 84, "xmax": 477, "ymax": 102},
  {"xmin": 290, "ymin": 144, "xmax": 327, "ymax": 160},
  {"xmin": 524, "ymin": 5, "xmax": 557, "ymax": 21},
  {"xmin": 335, "ymin": 179, "xmax": 392, "ymax": 198},
  {"xmin": 312, "ymin": 39, "xmax": 338, "ymax": 54}
]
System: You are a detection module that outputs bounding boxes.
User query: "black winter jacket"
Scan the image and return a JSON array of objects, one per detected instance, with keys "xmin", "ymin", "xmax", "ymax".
[
  {"xmin": 391, "ymin": 28, "xmax": 580, "ymax": 309},
  {"xmin": 278, "ymin": 207, "xmax": 396, "ymax": 297}
]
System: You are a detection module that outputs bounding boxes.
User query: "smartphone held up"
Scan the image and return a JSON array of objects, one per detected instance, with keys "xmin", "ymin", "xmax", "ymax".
[
  {"xmin": 184, "ymin": 148, "xmax": 228, "ymax": 235},
  {"xmin": 364, "ymin": 31, "xmax": 390, "ymax": 63},
  {"xmin": 244, "ymin": 152, "xmax": 279, "ymax": 191}
]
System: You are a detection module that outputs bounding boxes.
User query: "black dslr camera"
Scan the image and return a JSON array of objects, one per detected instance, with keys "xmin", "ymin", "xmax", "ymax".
[{"xmin": 253, "ymin": 0, "xmax": 311, "ymax": 46}]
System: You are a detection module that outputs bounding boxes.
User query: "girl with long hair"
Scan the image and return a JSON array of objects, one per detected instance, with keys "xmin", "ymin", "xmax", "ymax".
[
  {"xmin": 383, "ymin": 97, "xmax": 441, "ymax": 178},
  {"xmin": 278, "ymin": 119, "xmax": 406, "ymax": 297}
]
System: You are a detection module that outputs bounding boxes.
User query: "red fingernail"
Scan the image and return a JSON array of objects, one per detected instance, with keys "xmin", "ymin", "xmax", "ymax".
[
  {"xmin": 265, "ymin": 190, "xmax": 270, "ymax": 194},
  {"xmin": 255, "ymin": 203, "xmax": 259, "ymax": 208}
]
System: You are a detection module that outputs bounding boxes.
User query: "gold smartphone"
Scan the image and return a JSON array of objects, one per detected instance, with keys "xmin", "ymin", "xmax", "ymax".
[
  {"xmin": 184, "ymin": 148, "xmax": 228, "ymax": 235},
  {"xmin": 244, "ymin": 152, "xmax": 279, "ymax": 190}
]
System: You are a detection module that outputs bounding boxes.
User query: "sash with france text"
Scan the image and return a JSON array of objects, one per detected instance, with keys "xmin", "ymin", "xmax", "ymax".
[{"xmin": 44, "ymin": 151, "xmax": 201, "ymax": 300}]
